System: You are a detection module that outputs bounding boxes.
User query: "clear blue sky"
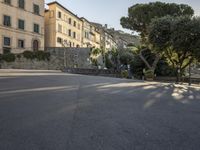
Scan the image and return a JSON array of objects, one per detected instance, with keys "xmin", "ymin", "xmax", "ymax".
[{"xmin": 45, "ymin": 0, "xmax": 200, "ymax": 33}]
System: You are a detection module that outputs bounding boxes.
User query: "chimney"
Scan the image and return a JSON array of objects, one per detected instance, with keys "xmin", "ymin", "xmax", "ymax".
[{"xmin": 104, "ymin": 24, "xmax": 108, "ymax": 28}]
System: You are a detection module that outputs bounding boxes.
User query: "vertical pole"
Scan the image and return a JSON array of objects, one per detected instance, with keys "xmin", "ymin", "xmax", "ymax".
[
  {"xmin": 189, "ymin": 62, "xmax": 191, "ymax": 86},
  {"xmin": 64, "ymin": 50, "xmax": 66, "ymax": 68},
  {"xmin": 127, "ymin": 64, "xmax": 131, "ymax": 79}
]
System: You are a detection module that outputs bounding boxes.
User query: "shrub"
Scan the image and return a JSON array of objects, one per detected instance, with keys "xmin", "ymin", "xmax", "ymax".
[
  {"xmin": 144, "ymin": 70, "xmax": 154, "ymax": 79},
  {"xmin": 23, "ymin": 51, "xmax": 35, "ymax": 60},
  {"xmin": 16, "ymin": 54, "xmax": 21, "ymax": 59},
  {"xmin": 0, "ymin": 54, "xmax": 2, "ymax": 62},
  {"xmin": 119, "ymin": 50, "xmax": 134, "ymax": 65},
  {"xmin": 121, "ymin": 70, "xmax": 129, "ymax": 78},
  {"xmin": 23, "ymin": 51, "xmax": 50, "ymax": 61},
  {"xmin": 2, "ymin": 53, "xmax": 16, "ymax": 62},
  {"xmin": 91, "ymin": 48, "xmax": 101, "ymax": 56},
  {"xmin": 35, "ymin": 51, "xmax": 50, "ymax": 61},
  {"xmin": 155, "ymin": 59, "xmax": 176, "ymax": 77},
  {"xmin": 105, "ymin": 54, "xmax": 113, "ymax": 69},
  {"xmin": 90, "ymin": 58, "xmax": 98, "ymax": 66}
]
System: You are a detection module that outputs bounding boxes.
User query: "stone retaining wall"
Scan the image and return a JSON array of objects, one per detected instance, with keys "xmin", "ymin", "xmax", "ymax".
[
  {"xmin": 0, "ymin": 48, "xmax": 94, "ymax": 70},
  {"xmin": 63, "ymin": 68, "xmax": 121, "ymax": 78}
]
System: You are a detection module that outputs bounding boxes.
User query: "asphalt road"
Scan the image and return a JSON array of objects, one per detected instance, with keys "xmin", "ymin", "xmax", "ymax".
[{"xmin": 0, "ymin": 70, "xmax": 200, "ymax": 150}]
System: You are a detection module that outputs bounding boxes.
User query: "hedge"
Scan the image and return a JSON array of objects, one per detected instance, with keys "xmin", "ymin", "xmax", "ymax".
[
  {"xmin": 22, "ymin": 51, "xmax": 50, "ymax": 61},
  {"xmin": 1, "ymin": 53, "xmax": 16, "ymax": 62}
]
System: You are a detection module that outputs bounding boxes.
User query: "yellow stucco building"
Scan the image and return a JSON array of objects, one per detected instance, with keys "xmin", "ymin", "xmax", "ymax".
[
  {"xmin": 45, "ymin": 2, "xmax": 101, "ymax": 49},
  {"xmin": 81, "ymin": 17, "xmax": 101, "ymax": 49},
  {"xmin": 0, "ymin": 0, "xmax": 45, "ymax": 54},
  {"xmin": 45, "ymin": 1, "xmax": 83, "ymax": 48}
]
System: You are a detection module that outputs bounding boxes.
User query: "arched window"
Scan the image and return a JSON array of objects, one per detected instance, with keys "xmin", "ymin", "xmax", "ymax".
[
  {"xmin": 18, "ymin": 0, "xmax": 25, "ymax": 9},
  {"xmin": 33, "ymin": 40, "xmax": 39, "ymax": 51}
]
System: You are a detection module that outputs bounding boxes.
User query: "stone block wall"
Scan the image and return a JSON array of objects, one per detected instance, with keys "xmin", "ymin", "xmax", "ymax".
[{"xmin": 0, "ymin": 48, "xmax": 95, "ymax": 70}]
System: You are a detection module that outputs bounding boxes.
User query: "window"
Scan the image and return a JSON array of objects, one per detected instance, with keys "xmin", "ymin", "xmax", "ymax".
[
  {"xmin": 58, "ymin": 24, "xmax": 62, "ymax": 33},
  {"xmin": 68, "ymin": 29, "xmax": 71, "ymax": 36},
  {"xmin": 63, "ymin": 40, "xmax": 67, "ymax": 45},
  {"xmin": 78, "ymin": 24, "xmax": 80, "ymax": 30},
  {"xmin": 4, "ymin": 0, "xmax": 11, "ymax": 5},
  {"xmin": 3, "ymin": 15, "xmax": 11, "ymax": 27},
  {"xmin": 69, "ymin": 18, "xmax": 72, "ymax": 24},
  {"xmin": 4, "ymin": 37, "xmax": 11, "ymax": 46},
  {"xmin": 58, "ymin": 11, "xmax": 62, "ymax": 18},
  {"xmin": 74, "ymin": 21, "xmax": 76, "ymax": 27},
  {"xmin": 18, "ymin": 40, "xmax": 24, "ymax": 48},
  {"xmin": 18, "ymin": 19, "xmax": 25, "ymax": 30},
  {"xmin": 73, "ymin": 32, "xmax": 76, "ymax": 39},
  {"xmin": 18, "ymin": 0, "xmax": 24, "ymax": 9},
  {"xmin": 69, "ymin": 41, "xmax": 72, "ymax": 47},
  {"xmin": 33, "ymin": 4, "xmax": 40, "ymax": 15},
  {"xmin": 33, "ymin": 24, "xmax": 39, "ymax": 33},
  {"xmin": 57, "ymin": 37, "xmax": 62, "ymax": 44},
  {"xmin": 85, "ymin": 32, "xmax": 89, "ymax": 39}
]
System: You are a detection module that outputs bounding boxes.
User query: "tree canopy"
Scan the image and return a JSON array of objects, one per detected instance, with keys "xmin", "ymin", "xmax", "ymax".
[
  {"xmin": 121, "ymin": 2, "xmax": 194, "ymax": 42},
  {"xmin": 149, "ymin": 16, "xmax": 200, "ymax": 80}
]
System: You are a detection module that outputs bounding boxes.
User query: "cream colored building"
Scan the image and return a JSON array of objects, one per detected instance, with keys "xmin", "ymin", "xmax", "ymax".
[
  {"xmin": 81, "ymin": 17, "xmax": 100, "ymax": 49},
  {"xmin": 45, "ymin": 1, "xmax": 82, "ymax": 48},
  {"xmin": 105, "ymin": 31, "xmax": 117, "ymax": 50},
  {"xmin": 91, "ymin": 23, "xmax": 117, "ymax": 51},
  {"xmin": 0, "ymin": 0, "xmax": 44, "ymax": 54}
]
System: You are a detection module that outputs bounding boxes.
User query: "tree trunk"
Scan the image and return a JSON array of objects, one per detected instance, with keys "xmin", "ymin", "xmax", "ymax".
[
  {"xmin": 139, "ymin": 49, "xmax": 161, "ymax": 73},
  {"xmin": 139, "ymin": 49, "xmax": 152, "ymax": 70}
]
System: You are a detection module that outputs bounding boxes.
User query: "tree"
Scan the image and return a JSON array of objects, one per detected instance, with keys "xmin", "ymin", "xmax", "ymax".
[
  {"xmin": 119, "ymin": 49, "xmax": 134, "ymax": 65},
  {"xmin": 149, "ymin": 16, "xmax": 200, "ymax": 82},
  {"xmin": 105, "ymin": 49, "xmax": 120, "ymax": 70},
  {"xmin": 121, "ymin": 2, "xmax": 194, "ymax": 72},
  {"xmin": 105, "ymin": 48, "xmax": 135, "ymax": 70}
]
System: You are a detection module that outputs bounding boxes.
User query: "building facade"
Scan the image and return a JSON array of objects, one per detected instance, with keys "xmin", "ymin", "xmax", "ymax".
[
  {"xmin": 0, "ymin": 0, "xmax": 45, "ymax": 54},
  {"xmin": 81, "ymin": 17, "xmax": 100, "ymax": 49},
  {"xmin": 104, "ymin": 31, "xmax": 117, "ymax": 50},
  {"xmin": 91, "ymin": 23, "xmax": 117, "ymax": 51},
  {"xmin": 45, "ymin": 2, "xmax": 82, "ymax": 48}
]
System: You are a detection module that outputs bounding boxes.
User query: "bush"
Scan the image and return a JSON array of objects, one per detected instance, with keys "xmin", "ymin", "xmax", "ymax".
[
  {"xmin": 91, "ymin": 48, "xmax": 101, "ymax": 56},
  {"xmin": 35, "ymin": 51, "xmax": 50, "ymax": 61},
  {"xmin": 16, "ymin": 54, "xmax": 21, "ymax": 59},
  {"xmin": 130, "ymin": 55, "xmax": 145, "ymax": 79},
  {"xmin": 155, "ymin": 59, "xmax": 176, "ymax": 77},
  {"xmin": 105, "ymin": 54, "xmax": 113, "ymax": 69},
  {"xmin": 119, "ymin": 50, "xmax": 134, "ymax": 65},
  {"xmin": 0, "ymin": 54, "xmax": 2, "ymax": 62},
  {"xmin": 121, "ymin": 70, "xmax": 129, "ymax": 78},
  {"xmin": 23, "ymin": 51, "xmax": 50, "ymax": 61},
  {"xmin": 90, "ymin": 58, "xmax": 98, "ymax": 66},
  {"xmin": 144, "ymin": 70, "xmax": 154, "ymax": 79},
  {"xmin": 2, "ymin": 53, "xmax": 16, "ymax": 62},
  {"xmin": 23, "ymin": 51, "xmax": 35, "ymax": 60}
]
